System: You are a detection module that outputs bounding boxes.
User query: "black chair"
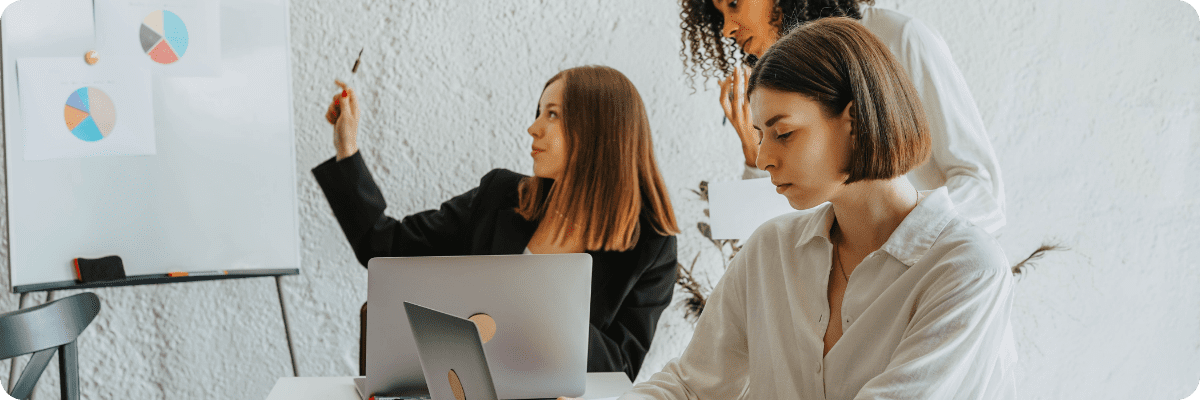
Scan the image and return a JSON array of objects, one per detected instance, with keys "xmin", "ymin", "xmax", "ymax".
[
  {"xmin": 359, "ymin": 301, "xmax": 367, "ymax": 376},
  {"xmin": 0, "ymin": 292, "xmax": 101, "ymax": 400}
]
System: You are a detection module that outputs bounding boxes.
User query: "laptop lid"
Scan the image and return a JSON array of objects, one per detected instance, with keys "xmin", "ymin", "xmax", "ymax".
[
  {"xmin": 404, "ymin": 302, "xmax": 499, "ymax": 400},
  {"xmin": 365, "ymin": 254, "xmax": 591, "ymax": 399}
]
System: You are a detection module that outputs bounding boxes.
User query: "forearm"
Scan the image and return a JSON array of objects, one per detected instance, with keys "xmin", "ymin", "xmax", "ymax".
[
  {"xmin": 618, "ymin": 358, "xmax": 704, "ymax": 400},
  {"xmin": 312, "ymin": 152, "xmax": 392, "ymax": 266},
  {"xmin": 312, "ymin": 153, "xmax": 480, "ymax": 265}
]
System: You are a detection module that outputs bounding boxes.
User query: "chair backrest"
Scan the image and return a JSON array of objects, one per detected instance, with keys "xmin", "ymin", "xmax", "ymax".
[
  {"xmin": 0, "ymin": 292, "xmax": 101, "ymax": 400},
  {"xmin": 360, "ymin": 301, "xmax": 367, "ymax": 376}
]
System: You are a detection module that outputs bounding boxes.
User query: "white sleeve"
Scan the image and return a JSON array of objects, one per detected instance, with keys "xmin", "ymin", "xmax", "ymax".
[
  {"xmin": 899, "ymin": 19, "xmax": 1006, "ymax": 234},
  {"xmin": 853, "ymin": 262, "xmax": 1016, "ymax": 399},
  {"xmin": 618, "ymin": 254, "xmax": 750, "ymax": 400},
  {"xmin": 742, "ymin": 163, "xmax": 769, "ymax": 180}
]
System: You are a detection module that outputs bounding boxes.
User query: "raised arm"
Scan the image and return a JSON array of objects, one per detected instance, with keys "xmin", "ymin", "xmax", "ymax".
[
  {"xmin": 899, "ymin": 19, "xmax": 1006, "ymax": 233},
  {"xmin": 311, "ymin": 152, "xmax": 482, "ymax": 266}
]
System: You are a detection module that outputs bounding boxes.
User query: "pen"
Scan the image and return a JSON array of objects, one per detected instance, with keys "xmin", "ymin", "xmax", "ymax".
[
  {"xmin": 167, "ymin": 270, "xmax": 227, "ymax": 277},
  {"xmin": 352, "ymin": 47, "xmax": 363, "ymax": 73}
]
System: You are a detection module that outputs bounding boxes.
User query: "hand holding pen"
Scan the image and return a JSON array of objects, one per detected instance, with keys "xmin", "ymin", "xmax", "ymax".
[{"xmin": 326, "ymin": 48, "xmax": 363, "ymax": 160}]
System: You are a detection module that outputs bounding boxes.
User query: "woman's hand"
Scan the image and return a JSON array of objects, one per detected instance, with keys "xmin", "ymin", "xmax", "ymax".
[
  {"xmin": 719, "ymin": 65, "xmax": 758, "ymax": 168},
  {"xmin": 326, "ymin": 80, "xmax": 360, "ymax": 160}
]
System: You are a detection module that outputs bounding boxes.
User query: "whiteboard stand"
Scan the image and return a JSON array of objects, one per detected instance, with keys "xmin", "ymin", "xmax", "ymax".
[{"xmin": 2, "ymin": 0, "xmax": 302, "ymax": 376}]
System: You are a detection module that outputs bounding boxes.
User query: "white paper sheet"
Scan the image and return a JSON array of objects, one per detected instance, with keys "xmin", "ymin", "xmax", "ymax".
[
  {"xmin": 93, "ymin": 0, "xmax": 221, "ymax": 76},
  {"xmin": 17, "ymin": 57, "xmax": 155, "ymax": 161},
  {"xmin": 708, "ymin": 178, "xmax": 811, "ymax": 240}
]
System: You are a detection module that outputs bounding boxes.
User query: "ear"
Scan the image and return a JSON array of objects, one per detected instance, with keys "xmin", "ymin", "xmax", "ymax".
[{"xmin": 840, "ymin": 101, "xmax": 855, "ymax": 141}]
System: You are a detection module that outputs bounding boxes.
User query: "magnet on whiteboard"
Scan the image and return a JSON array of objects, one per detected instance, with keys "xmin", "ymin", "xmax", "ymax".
[{"xmin": 84, "ymin": 50, "xmax": 99, "ymax": 65}]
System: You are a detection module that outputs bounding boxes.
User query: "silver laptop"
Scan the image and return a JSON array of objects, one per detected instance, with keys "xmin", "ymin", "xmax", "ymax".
[
  {"xmin": 404, "ymin": 301, "xmax": 500, "ymax": 400},
  {"xmin": 355, "ymin": 254, "xmax": 592, "ymax": 399}
]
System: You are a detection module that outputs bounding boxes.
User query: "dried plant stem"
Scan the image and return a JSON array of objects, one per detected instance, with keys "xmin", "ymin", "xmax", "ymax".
[{"xmin": 676, "ymin": 252, "xmax": 707, "ymax": 322}]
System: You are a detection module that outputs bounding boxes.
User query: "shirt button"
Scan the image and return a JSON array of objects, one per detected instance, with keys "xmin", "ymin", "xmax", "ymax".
[{"xmin": 817, "ymin": 363, "xmax": 823, "ymax": 373}]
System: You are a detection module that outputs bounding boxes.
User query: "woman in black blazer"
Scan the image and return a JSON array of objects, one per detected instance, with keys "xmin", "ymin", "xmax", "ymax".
[{"xmin": 312, "ymin": 65, "xmax": 680, "ymax": 380}]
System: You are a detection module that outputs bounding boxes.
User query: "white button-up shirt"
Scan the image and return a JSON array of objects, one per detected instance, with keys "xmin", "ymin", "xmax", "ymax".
[
  {"xmin": 744, "ymin": 7, "xmax": 1007, "ymax": 234},
  {"xmin": 621, "ymin": 188, "xmax": 1017, "ymax": 399}
]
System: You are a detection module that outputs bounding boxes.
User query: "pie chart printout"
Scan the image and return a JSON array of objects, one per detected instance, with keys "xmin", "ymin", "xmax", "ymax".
[
  {"xmin": 140, "ymin": 10, "xmax": 189, "ymax": 64},
  {"xmin": 63, "ymin": 88, "xmax": 117, "ymax": 142}
]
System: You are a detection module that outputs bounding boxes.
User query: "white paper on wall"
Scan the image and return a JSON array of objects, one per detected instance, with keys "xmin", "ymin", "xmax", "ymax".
[
  {"xmin": 708, "ymin": 178, "xmax": 809, "ymax": 240},
  {"xmin": 93, "ymin": 0, "xmax": 221, "ymax": 76},
  {"xmin": 17, "ymin": 57, "xmax": 155, "ymax": 160}
]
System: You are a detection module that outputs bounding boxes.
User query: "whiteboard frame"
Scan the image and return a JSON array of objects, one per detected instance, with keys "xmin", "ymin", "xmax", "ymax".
[{"xmin": 2, "ymin": 0, "xmax": 301, "ymax": 293}]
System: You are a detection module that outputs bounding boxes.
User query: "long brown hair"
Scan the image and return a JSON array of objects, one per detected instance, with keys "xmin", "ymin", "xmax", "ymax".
[
  {"xmin": 516, "ymin": 66, "xmax": 679, "ymax": 252},
  {"xmin": 747, "ymin": 17, "xmax": 930, "ymax": 184}
]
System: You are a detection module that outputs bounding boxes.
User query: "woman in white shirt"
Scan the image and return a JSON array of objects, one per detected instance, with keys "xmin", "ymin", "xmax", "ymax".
[
  {"xmin": 580, "ymin": 18, "xmax": 1017, "ymax": 399},
  {"xmin": 681, "ymin": 0, "xmax": 1006, "ymax": 233}
]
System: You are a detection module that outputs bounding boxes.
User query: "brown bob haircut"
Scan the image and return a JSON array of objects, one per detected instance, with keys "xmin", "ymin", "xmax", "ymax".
[
  {"xmin": 747, "ymin": 18, "xmax": 931, "ymax": 184},
  {"xmin": 516, "ymin": 66, "xmax": 680, "ymax": 252}
]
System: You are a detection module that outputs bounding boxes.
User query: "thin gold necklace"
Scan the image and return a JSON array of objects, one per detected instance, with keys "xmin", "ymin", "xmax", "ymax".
[{"xmin": 834, "ymin": 241, "xmax": 849, "ymax": 282}]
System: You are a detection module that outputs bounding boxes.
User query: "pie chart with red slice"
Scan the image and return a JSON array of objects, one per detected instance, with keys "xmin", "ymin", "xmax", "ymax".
[
  {"xmin": 140, "ymin": 10, "xmax": 188, "ymax": 64},
  {"xmin": 63, "ymin": 88, "xmax": 117, "ymax": 142}
]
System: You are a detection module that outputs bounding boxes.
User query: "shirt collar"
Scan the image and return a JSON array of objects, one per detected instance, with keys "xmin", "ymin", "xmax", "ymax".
[
  {"xmin": 792, "ymin": 187, "xmax": 957, "ymax": 267},
  {"xmin": 794, "ymin": 202, "xmax": 836, "ymax": 248},
  {"xmin": 879, "ymin": 187, "xmax": 957, "ymax": 266}
]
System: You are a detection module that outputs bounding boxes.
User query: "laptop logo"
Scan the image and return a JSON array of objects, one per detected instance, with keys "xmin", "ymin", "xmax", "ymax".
[
  {"xmin": 448, "ymin": 369, "xmax": 467, "ymax": 400},
  {"xmin": 468, "ymin": 313, "xmax": 497, "ymax": 344}
]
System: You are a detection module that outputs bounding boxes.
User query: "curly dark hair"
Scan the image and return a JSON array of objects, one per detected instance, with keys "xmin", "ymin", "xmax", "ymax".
[{"xmin": 678, "ymin": 0, "xmax": 874, "ymax": 88}]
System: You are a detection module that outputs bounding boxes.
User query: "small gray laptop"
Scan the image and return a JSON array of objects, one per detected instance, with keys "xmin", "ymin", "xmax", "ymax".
[
  {"xmin": 404, "ymin": 302, "xmax": 500, "ymax": 400},
  {"xmin": 355, "ymin": 254, "xmax": 592, "ymax": 400}
]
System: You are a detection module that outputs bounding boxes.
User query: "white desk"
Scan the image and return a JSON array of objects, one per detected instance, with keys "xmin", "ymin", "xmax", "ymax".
[{"xmin": 265, "ymin": 372, "xmax": 632, "ymax": 400}]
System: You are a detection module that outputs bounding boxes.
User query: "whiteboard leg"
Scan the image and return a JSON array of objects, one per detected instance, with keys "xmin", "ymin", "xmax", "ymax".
[{"xmin": 274, "ymin": 276, "xmax": 298, "ymax": 377}]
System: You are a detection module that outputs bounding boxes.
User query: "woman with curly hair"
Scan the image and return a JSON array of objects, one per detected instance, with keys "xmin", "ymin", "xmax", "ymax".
[{"xmin": 682, "ymin": 0, "xmax": 1007, "ymax": 234}]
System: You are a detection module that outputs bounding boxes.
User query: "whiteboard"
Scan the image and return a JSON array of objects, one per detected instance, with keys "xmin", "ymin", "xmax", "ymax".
[{"xmin": 2, "ymin": 0, "xmax": 299, "ymax": 291}]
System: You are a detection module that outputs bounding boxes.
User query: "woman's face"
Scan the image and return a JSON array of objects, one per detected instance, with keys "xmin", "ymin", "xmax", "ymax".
[
  {"xmin": 750, "ymin": 87, "xmax": 854, "ymax": 210},
  {"xmin": 527, "ymin": 79, "xmax": 569, "ymax": 181},
  {"xmin": 712, "ymin": 0, "xmax": 779, "ymax": 57}
]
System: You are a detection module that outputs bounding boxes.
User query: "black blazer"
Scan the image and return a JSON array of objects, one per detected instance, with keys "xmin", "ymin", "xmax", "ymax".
[{"xmin": 312, "ymin": 152, "xmax": 678, "ymax": 380}]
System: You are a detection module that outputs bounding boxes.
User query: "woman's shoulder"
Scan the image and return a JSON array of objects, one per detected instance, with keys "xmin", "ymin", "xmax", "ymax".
[
  {"xmin": 471, "ymin": 169, "xmax": 529, "ymax": 207},
  {"xmin": 925, "ymin": 215, "xmax": 1011, "ymax": 278},
  {"xmin": 479, "ymin": 168, "xmax": 528, "ymax": 187},
  {"xmin": 861, "ymin": 6, "xmax": 950, "ymax": 56},
  {"xmin": 633, "ymin": 212, "xmax": 678, "ymax": 247},
  {"xmin": 477, "ymin": 168, "xmax": 529, "ymax": 194},
  {"xmin": 611, "ymin": 211, "xmax": 678, "ymax": 264}
]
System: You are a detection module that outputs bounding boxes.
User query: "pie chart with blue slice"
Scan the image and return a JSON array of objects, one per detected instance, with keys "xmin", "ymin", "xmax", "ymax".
[
  {"xmin": 140, "ymin": 10, "xmax": 188, "ymax": 64},
  {"xmin": 63, "ymin": 88, "xmax": 117, "ymax": 142}
]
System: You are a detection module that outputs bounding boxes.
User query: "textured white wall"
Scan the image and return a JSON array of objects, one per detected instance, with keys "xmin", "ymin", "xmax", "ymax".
[{"xmin": 2, "ymin": 0, "xmax": 1198, "ymax": 399}]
